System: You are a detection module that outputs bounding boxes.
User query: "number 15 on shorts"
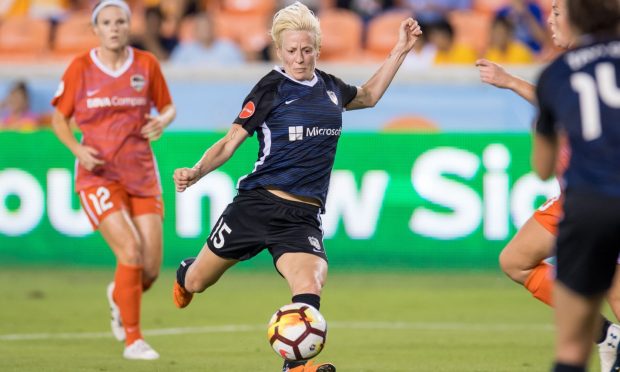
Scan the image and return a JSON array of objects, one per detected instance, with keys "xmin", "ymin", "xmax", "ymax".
[{"xmin": 210, "ymin": 218, "xmax": 232, "ymax": 249}]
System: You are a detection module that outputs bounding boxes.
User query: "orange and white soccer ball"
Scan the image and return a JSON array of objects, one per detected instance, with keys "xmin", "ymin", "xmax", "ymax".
[{"xmin": 267, "ymin": 303, "xmax": 327, "ymax": 361}]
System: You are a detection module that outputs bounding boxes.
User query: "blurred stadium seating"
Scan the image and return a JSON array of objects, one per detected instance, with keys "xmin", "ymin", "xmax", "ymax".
[{"xmin": 0, "ymin": 0, "xmax": 555, "ymax": 64}]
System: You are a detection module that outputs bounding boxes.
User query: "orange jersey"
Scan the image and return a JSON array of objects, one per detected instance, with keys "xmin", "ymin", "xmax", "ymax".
[{"xmin": 51, "ymin": 47, "xmax": 172, "ymax": 196}]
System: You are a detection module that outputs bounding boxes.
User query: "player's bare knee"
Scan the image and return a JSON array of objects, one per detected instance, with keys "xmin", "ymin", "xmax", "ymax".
[
  {"xmin": 116, "ymin": 239, "xmax": 143, "ymax": 266},
  {"xmin": 498, "ymin": 249, "xmax": 523, "ymax": 283}
]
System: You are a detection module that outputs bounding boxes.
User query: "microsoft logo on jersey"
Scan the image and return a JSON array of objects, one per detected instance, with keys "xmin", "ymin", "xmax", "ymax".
[{"xmin": 288, "ymin": 126, "xmax": 342, "ymax": 141}]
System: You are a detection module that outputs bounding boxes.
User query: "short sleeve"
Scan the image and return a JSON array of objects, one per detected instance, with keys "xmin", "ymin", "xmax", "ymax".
[
  {"xmin": 233, "ymin": 80, "xmax": 277, "ymax": 136},
  {"xmin": 148, "ymin": 56, "xmax": 173, "ymax": 111},
  {"xmin": 535, "ymin": 68, "xmax": 556, "ymax": 137},
  {"xmin": 51, "ymin": 59, "xmax": 82, "ymax": 118},
  {"xmin": 331, "ymin": 75, "xmax": 358, "ymax": 107}
]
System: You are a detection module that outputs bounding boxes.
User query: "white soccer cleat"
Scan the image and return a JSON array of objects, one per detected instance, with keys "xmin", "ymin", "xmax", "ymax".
[
  {"xmin": 598, "ymin": 323, "xmax": 620, "ymax": 372},
  {"xmin": 123, "ymin": 339, "xmax": 160, "ymax": 360},
  {"xmin": 106, "ymin": 282, "xmax": 125, "ymax": 342}
]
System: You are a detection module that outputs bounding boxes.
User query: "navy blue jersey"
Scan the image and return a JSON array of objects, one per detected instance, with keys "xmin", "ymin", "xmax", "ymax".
[
  {"xmin": 233, "ymin": 67, "xmax": 358, "ymax": 209},
  {"xmin": 536, "ymin": 38, "xmax": 620, "ymax": 197}
]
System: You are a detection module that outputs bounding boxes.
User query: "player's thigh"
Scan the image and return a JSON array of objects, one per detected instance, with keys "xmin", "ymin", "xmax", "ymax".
[
  {"xmin": 129, "ymin": 195, "xmax": 164, "ymax": 278},
  {"xmin": 186, "ymin": 242, "xmax": 238, "ymax": 292},
  {"xmin": 499, "ymin": 215, "xmax": 557, "ymax": 281},
  {"xmin": 276, "ymin": 253, "xmax": 328, "ymax": 296},
  {"xmin": 98, "ymin": 210, "xmax": 142, "ymax": 265}
]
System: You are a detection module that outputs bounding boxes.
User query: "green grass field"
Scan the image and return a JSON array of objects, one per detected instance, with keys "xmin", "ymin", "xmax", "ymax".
[{"xmin": 0, "ymin": 267, "xmax": 607, "ymax": 371}]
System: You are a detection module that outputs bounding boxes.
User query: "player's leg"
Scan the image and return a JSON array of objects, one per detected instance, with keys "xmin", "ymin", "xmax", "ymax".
[
  {"xmin": 173, "ymin": 192, "xmax": 264, "ymax": 308},
  {"xmin": 598, "ymin": 265, "xmax": 620, "ymax": 371},
  {"xmin": 129, "ymin": 195, "xmax": 164, "ymax": 292},
  {"xmin": 98, "ymin": 211, "xmax": 159, "ymax": 359},
  {"xmin": 276, "ymin": 253, "xmax": 334, "ymax": 372},
  {"xmin": 553, "ymin": 191, "xmax": 620, "ymax": 372},
  {"xmin": 499, "ymin": 197, "xmax": 561, "ymax": 305},
  {"xmin": 554, "ymin": 283, "xmax": 604, "ymax": 370},
  {"xmin": 499, "ymin": 215, "xmax": 556, "ymax": 304}
]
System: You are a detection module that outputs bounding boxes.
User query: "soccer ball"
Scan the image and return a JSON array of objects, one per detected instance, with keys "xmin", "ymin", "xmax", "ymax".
[{"xmin": 267, "ymin": 303, "xmax": 327, "ymax": 361}]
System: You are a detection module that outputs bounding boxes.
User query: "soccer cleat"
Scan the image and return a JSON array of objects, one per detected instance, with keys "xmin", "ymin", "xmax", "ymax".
[
  {"xmin": 598, "ymin": 323, "xmax": 620, "ymax": 372},
  {"xmin": 173, "ymin": 281, "xmax": 193, "ymax": 308},
  {"xmin": 285, "ymin": 360, "xmax": 336, "ymax": 372},
  {"xmin": 106, "ymin": 282, "xmax": 125, "ymax": 342},
  {"xmin": 123, "ymin": 339, "xmax": 160, "ymax": 360}
]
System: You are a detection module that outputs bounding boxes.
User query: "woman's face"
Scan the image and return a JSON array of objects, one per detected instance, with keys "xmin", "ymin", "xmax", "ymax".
[
  {"xmin": 548, "ymin": 0, "xmax": 574, "ymax": 49},
  {"xmin": 276, "ymin": 30, "xmax": 318, "ymax": 81},
  {"xmin": 94, "ymin": 6, "xmax": 131, "ymax": 51}
]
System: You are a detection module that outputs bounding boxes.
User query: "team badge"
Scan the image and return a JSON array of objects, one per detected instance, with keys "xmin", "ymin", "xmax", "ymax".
[
  {"xmin": 130, "ymin": 74, "xmax": 146, "ymax": 92},
  {"xmin": 308, "ymin": 236, "xmax": 322, "ymax": 252},
  {"xmin": 239, "ymin": 101, "xmax": 255, "ymax": 119},
  {"xmin": 327, "ymin": 90, "xmax": 338, "ymax": 105}
]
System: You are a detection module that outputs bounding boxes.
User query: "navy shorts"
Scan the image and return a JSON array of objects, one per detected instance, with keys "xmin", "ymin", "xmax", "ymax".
[
  {"xmin": 556, "ymin": 190, "xmax": 620, "ymax": 296},
  {"xmin": 206, "ymin": 188, "xmax": 327, "ymax": 265}
]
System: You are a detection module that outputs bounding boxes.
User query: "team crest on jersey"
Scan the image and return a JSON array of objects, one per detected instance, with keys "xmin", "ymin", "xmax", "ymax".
[
  {"xmin": 239, "ymin": 101, "xmax": 255, "ymax": 119},
  {"xmin": 327, "ymin": 90, "xmax": 338, "ymax": 105},
  {"xmin": 308, "ymin": 236, "xmax": 322, "ymax": 252},
  {"xmin": 130, "ymin": 74, "xmax": 146, "ymax": 92}
]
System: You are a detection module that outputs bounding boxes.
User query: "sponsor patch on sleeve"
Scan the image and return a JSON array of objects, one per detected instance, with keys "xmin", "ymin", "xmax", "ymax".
[{"xmin": 238, "ymin": 101, "xmax": 255, "ymax": 119}]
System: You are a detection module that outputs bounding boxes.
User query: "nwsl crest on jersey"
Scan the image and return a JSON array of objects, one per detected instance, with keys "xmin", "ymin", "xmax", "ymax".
[
  {"xmin": 308, "ymin": 236, "xmax": 322, "ymax": 252},
  {"xmin": 327, "ymin": 90, "xmax": 338, "ymax": 105},
  {"xmin": 130, "ymin": 74, "xmax": 146, "ymax": 92}
]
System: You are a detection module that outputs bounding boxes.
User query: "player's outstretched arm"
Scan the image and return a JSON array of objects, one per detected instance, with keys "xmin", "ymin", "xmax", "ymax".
[
  {"xmin": 173, "ymin": 123, "xmax": 248, "ymax": 192},
  {"xmin": 51, "ymin": 109, "xmax": 104, "ymax": 171},
  {"xmin": 346, "ymin": 18, "xmax": 422, "ymax": 111},
  {"xmin": 476, "ymin": 59, "xmax": 536, "ymax": 105}
]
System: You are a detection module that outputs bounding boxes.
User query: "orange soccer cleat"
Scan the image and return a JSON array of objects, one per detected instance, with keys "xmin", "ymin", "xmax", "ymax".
[
  {"xmin": 286, "ymin": 360, "xmax": 336, "ymax": 372},
  {"xmin": 172, "ymin": 281, "xmax": 193, "ymax": 309}
]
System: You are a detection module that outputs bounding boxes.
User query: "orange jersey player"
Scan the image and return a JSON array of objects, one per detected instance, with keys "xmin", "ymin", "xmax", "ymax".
[
  {"xmin": 476, "ymin": 0, "xmax": 620, "ymax": 370},
  {"xmin": 50, "ymin": 0, "xmax": 176, "ymax": 361}
]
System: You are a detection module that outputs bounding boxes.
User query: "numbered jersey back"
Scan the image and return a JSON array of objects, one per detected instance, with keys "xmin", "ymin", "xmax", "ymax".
[{"xmin": 536, "ymin": 38, "xmax": 620, "ymax": 197}]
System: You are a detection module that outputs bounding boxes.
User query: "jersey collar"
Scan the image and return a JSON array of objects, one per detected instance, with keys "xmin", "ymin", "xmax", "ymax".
[
  {"xmin": 274, "ymin": 66, "xmax": 318, "ymax": 87},
  {"xmin": 90, "ymin": 47, "xmax": 134, "ymax": 78}
]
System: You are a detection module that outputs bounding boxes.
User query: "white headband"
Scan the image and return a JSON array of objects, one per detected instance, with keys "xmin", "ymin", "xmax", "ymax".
[{"xmin": 91, "ymin": 0, "xmax": 131, "ymax": 25}]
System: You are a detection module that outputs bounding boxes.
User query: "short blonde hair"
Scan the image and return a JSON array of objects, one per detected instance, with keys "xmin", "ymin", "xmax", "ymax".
[{"xmin": 270, "ymin": 1, "xmax": 321, "ymax": 50}]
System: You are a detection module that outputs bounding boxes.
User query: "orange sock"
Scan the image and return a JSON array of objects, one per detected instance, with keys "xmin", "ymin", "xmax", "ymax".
[
  {"xmin": 523, "ymin": 262, "xmax": 554, "ymax": 306},
  {"xmin": 113, "ymin": 263, "xmax": 144, "ymax": 345}
]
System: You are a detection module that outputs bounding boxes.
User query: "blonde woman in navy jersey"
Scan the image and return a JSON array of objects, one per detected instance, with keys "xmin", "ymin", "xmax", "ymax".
[{"xmin": 171, "ymin": 2, "xmax": 421, "ymax": 371}]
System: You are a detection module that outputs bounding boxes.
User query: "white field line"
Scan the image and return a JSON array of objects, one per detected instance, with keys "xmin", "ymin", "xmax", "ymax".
[{"xmin": 0, "ymin": 321, "xmax": 553, "ymax": 341}]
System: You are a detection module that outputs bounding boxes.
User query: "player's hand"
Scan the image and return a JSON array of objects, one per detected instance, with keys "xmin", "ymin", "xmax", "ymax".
[
  {"xmin": 141, "ymin": 113, "xmax": 166, "ymax": 141},
  {"xmin": 475, "ymin": 59, "xmax": 514, "ymax": 89},
  {"xmin": 395, "ymin": 18, "xmax": 423, "ymax": 54},
  {"xmin": 173, "ymin": 167, "xmax": 201, "ymax": 192},
  {"xmin": 75, "ymin": 145, "xmax": 104, "ymax": 171}
]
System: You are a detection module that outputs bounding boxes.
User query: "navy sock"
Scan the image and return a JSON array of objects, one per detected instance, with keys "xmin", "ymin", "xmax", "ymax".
[
  {"xmin": 176, "ymin": 258, "xmax": 195, "ymax": 288},
  {"xmin": 552, "ymin": 362, "xmax": 585, "ymax": 372},
  {"xmin": 597, "ymin": 316, "xmax": 612, "ymax": 344},
  {"xmin": 291, "ymin": 293, "xmax": 321, "ymax": 310}
]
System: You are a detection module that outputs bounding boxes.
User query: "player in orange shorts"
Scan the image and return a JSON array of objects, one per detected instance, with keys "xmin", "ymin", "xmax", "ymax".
[
  {"xmin": 50, "ymin": 0, "xmax": 175, "ymax": 360},
  {"xmin": 477, "ymin": 1, "xmax": 620, "ymax": 370}
]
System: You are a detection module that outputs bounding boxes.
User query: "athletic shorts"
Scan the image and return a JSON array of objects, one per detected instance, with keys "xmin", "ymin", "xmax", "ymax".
[
  {"xmin": 533, "ymin": 196, "xmax": 563, "ymax": 236},
  {"xmin": 79, "ymin": 182, "xmax": 163, "ymax": 230},
  {"xmin": 555, "ymin": 190, "xmax": 620, "ymax": 296},
  {"xmin": 206, "ymin": 188, "xmax": 327, "ymax": 265}
]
